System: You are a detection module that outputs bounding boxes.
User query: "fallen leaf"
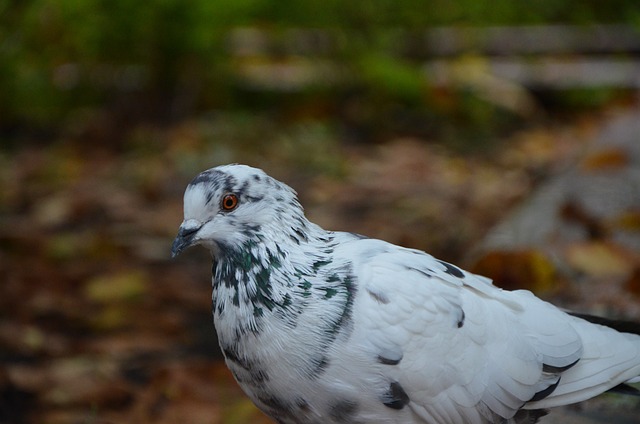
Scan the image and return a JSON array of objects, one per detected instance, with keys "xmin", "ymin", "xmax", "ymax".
[
  {"xmin": 84, "ymin": 271, "xmax": 148, "ymax": 303},
  {"xmin": 580, "ymin": 148, "xmax": 629, "ymax": 171},
  {"xmin": 612, "ymin": 210, "xmax": 640, "ymax": 232},
  {"xmin": 89, "ymin": 304, "xmax": 132, "ymax": 331},
  {"xmin": 565, "ymin": 242, "xmax": 635, "ymax": 277},
  {"xmin": 624, "ymin": 267, "xmax": 640, "ymax": 297},
  {"xmin": 470, "ymin": 249, "xmax": 559, "ymax": 293}
]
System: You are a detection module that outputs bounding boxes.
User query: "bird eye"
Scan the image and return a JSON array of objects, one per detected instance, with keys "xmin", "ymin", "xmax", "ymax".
[{"xmin": 221, "ymin": 193, "xmax": 239, "ymax": 211}]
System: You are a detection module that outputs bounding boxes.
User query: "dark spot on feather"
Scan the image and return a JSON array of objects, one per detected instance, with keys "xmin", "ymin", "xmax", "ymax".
[
  {"xmin": 221, "ymin": 346, "xmax": 245, "ymax": 368},
  {"xmin": 367, "ymin": 288, "xmax": 389, "ymax": 304},
  {"xmin": 257, "ymin": 394, "xmax": 288, "ymax": 412},
  {"xmin": 222, "ymin": 346, "xmax": 270, "ymax": 383},
  {"xmin": 312, "ymin": 259, "xmax": 332, "ymax": 270},
  {"xmin": 253, "ymin": 174, "xmax": 261, "ymax": 182},
  {"xmin": 296, "ymin": 398, "xmax": 310, "ymax": 412},
  {"xmin": 542, "ymin": 357, "xmax": 579, "ymax": 373},
  {"xmin": 349, "ymin": 232, "xmax": 368, "ymax": 239},
  {"xmin": 189, "ymin": 169, "xmax": 223, "ymax": 186},
  {"xmin": 306, "ymin": 355, "xmax": 329, "ymax": 379},
  {"xmin": 411, "ymin": 267, "xmax": 433, "ymax": 278},
  {"xmin": 239, "ymin": 179, "xmax": 250, "ymax": 194},
  {"xmin": 216, "ymin": 301, "xmax": 224, "ymax": 314},
  {"xmin": 457, "ymin": 309, "xmax": 465, "ymax": 328},
  {"xmin": 329, "ymin": 399, "xmax": 359, "ymax": 422},
  {"xmin": 323, "ymin": 287, "xmax": 338, "ymax": 299},
  {"xmin": 436, "ymin": 259, "xmax": 465, "ymax": 278},
  {"xmin": 246, "ymin": 194, "xmax": 264, "ymax": 202},
  {"xmin": 205, "ymin": 189, "xmax": 215, "ymax": 205},
  {"xmin": 326, "ymin": 273, "xmax": 341, "ymax": 283},
  {"xmin": 377, "ymin": 353, "xmax": 402, "ymax": 365},
  {"xmin": 241, "ymin": 223, "xmax": 261, "ymax": 236},
  {"xmin": 324, "ymin": 274, "xmax": 356, "ymax": 337},
  {"xmin": 382, "ymin": 381, "xmax": 410, "ymax": 410},
  {"xmin": 290, "ymin": 234, "xmax": 301, "ymax": 245},
  {"xmin": 298, "ymin": 279, "xmax": 312, "ymax": 297},
  {"xmin": 293, "ymin": 228, "xmax": 308, "ymax": 242},
  {"xmin": 231, "ymin": 368, "xmax": 270, "ymax": 384},
  {"xmin": 530, "ymin": 377, "xmax": 561, "ymax": 402}
]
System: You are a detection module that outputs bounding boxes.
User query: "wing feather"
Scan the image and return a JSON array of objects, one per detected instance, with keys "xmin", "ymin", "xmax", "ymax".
[{"xmin": 343, "ymin": 238, "xmax": 594, "ymax": 422}]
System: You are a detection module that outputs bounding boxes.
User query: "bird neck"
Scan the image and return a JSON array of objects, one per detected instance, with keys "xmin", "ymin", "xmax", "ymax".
[
  {"xmin": 213, "ymin": 236, "xmax": 294, "ymax": 320},
  {"xmin": 210, "ymin": 219, "xmax": 322, "ymax": 330},
  {"xmin": 210, "ymin": 224, "xmax": 356, "ymax": 362}
]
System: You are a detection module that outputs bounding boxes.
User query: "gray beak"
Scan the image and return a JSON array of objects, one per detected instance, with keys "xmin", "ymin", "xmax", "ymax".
[{"xmin": 171, "ymin": 223, "xmax": 201, "ymax": 258}]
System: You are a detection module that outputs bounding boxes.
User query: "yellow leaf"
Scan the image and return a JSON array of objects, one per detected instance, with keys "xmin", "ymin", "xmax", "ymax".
[
  {"xmin": 612, "ymin": 210, "xmax": 640, "ymax": 231},
  {"xmin": 470, "ymin": 249, "xmax": 558, "ymax": 293},
  {"xmin": 84, "ymin": 271, "xmax": 148, "ymax": 303},
  {"xmin": 565, "ymin": 242, "xmax": 634, "ymax": 277},
  {"xmin": 580, "ymin": 148, "xmax": 629, "ymax": 171},
  {"xmin": 89, "ymin": 304, "xmax": 130, "ymax": 331}
]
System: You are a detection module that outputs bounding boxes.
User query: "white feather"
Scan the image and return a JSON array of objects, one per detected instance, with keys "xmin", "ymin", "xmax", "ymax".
[{"xmin": 175, "ymin": 164, "xmax": 640, "ymax": 424}]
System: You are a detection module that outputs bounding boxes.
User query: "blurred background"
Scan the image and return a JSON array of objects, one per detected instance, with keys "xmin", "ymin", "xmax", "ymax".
[{"xmin": 2, "ymin": 1, "xmax": 640, "ymax": 423}]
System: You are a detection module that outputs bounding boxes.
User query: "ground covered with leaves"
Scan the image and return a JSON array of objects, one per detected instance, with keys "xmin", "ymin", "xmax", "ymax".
[{"xmin": 1, "ymin": 106, "xmax": 640, "ymax": 423}]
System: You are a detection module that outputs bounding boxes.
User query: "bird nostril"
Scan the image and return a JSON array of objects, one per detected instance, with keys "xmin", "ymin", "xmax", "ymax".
[
  {"xmin": 178, "ymin": 223, "xmax": 202, "ymax": 238},
  {"xmin": 179, "ymin": 226, "xmax": 199, "ymax": 237}
]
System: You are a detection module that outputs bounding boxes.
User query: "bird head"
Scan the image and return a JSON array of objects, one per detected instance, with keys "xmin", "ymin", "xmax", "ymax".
[{"xmin": 171, "ymin": 164, "xmax": 300, "ymax": 258}]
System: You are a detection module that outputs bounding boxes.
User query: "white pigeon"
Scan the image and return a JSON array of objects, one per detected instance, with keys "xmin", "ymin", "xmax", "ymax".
[{"xmin": 172, "ymin": 164, "xmax": 640, "ymax": 424}]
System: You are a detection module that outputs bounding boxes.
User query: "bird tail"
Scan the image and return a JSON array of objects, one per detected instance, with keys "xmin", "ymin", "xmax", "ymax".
[
  {"xmin": 525, "ymin": 313, "xmax": 640, "ymax": 409},
  {"xmin": 569, "ymin": 312, "xmax": 640, "ymax": 337},
  {"xmin": 607, "ymin": 382, "xmax": 640, "ymax": 396}
]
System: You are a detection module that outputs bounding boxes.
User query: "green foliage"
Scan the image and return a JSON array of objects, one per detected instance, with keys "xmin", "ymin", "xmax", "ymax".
[
  {"xmin": 549, "ymin": 87, "xmax": 625, "ymax": 111},
  {"xmin": 0, "ymin": 0, "xmax": 262, "ymax": 128},
  {"xmin": 357, "ymin": 53, "xmax": 425, "ymax": 103},
  {"xmin": 1, "ymin": 0, "xmax": 639, "ymax": 139}
]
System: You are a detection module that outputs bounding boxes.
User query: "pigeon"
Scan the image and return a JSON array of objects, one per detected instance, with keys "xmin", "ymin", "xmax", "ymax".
[{"xmin": 172, "ymin": 164, "xmax": 640, "ymax": 424}]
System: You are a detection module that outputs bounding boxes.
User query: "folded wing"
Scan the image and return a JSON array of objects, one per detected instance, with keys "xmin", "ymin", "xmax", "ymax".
[{"xmin": 345, "ymin": 237, "xmax": 640, "ymax": 423}]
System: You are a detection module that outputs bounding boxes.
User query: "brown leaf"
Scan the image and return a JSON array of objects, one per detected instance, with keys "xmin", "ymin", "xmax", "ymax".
[
  {"xmin": 565, "ymin": 242, "xmax": 635, "ymax": 278},
  {"xmin": 624, "ymin": 267, "xmax": 640, "ymax": 297},
  {"xmin": 470, "ymin": 249, "xmax": 559, "ymax": 293},
  {"xmin": 580, "ymin": 148, "xmax": 629, "ymax": 172},
  {"xmin": 611, "ymin": 210, "xmax": 640, "ymax": 232}
]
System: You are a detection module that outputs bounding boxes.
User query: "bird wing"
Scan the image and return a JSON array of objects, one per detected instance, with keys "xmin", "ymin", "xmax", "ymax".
[
  {"xmin": 524, "ymin": 312, "xmax": 640, "ymax": 409},
  {"xmin": 342, "ymin": 237, "xmax": 586, "ymax": 423}
]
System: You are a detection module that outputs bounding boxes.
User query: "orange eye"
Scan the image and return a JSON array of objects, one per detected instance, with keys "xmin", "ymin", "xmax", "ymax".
[{"xmin": 221, "ymin": 193, "xmax": 239, "ymax": 211}]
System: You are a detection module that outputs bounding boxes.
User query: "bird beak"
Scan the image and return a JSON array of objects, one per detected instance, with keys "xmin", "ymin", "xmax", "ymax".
[{"xmin": 171, "ymin": 221, "xmax": 202, "ymax": 258}]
